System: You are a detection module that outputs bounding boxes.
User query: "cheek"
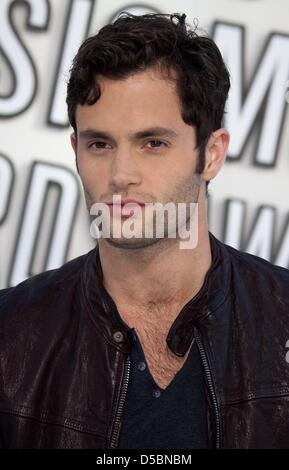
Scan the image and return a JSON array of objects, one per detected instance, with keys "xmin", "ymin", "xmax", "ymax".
[
  {"xmin": 77, "ymin": 159, "xmax": 106, "ymax": 196},
  {"xmin": 153, "ymin": 157, "xmax": 193, "ymax": 183},
  {"xmin": 78, "ymin": 163, "xmax": 91, "ymax": 187}
]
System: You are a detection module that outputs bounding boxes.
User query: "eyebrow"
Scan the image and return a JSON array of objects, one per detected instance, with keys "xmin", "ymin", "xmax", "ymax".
[{"xmin": 78, "ymin": 127, "xmax": 180, "ymax": 143}]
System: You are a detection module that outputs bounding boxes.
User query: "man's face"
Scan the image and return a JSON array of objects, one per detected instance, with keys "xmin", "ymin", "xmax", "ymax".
[{"xmin": 71, "ymin": 66, "xmax": 203, "ymax": 249}]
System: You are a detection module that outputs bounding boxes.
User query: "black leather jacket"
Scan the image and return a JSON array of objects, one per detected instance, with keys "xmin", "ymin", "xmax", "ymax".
[{"xmin": 1, "ymin": 232, "xmax": 289, "ymax": 449}]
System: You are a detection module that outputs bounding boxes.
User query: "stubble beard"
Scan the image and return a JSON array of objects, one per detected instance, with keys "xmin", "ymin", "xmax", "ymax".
[{"xmin": 83, "ymin": 172, "xmax": 202, "ymax": 252}]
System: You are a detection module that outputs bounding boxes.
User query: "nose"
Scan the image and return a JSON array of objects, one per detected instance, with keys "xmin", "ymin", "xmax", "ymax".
[{"xmin": 109, "ymin": 147, "xmax": 142, "ymax": 192}]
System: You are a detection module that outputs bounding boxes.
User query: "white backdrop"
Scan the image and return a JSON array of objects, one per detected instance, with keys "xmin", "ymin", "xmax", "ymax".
[{"xmin": 0, "ymin": 0, "xmax": 289, "ymax": 288}]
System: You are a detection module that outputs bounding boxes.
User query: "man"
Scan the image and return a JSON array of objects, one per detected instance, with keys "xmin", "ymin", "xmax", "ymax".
[{"xmin": 1, "ymin": 12, "xmax": 289, "ymax": 449}]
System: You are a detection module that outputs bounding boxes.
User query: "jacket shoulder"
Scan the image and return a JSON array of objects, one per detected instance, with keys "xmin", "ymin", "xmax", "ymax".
[
  {"xmin": 0, "ymin": 249, "xmax": 94, "ymax": 321},
  {"xmin": 223, "ymin": 240, "xmax": 289, "ymax": 281},
  {"xmin": 219, "ymin": 240, "xmax": 289, "ymax": 309}
]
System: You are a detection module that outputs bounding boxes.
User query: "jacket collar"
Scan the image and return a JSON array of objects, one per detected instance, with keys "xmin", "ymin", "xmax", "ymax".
[
  {"xmin": 166, "ymin": 232, "xmax": 231, "ymax": 356},
  {"xmin": 81, "ymin": 232, "xmax": 231, "ymax": 356}
]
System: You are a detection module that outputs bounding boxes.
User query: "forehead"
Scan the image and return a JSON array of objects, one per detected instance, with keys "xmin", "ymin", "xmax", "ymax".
[
  {"xmin": 75, "ymin": 67, "xmax": 185, "ymax": 132},
  {"xmin": 97, "ymin": 65, "xmax": 179, "ymax": 100}
]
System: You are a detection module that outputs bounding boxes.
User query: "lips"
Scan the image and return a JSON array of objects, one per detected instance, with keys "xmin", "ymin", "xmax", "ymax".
[
  {"xmin": 107, "ymin": 199, "xmax": 144, "ymax": 217},
  {"xmin": 107, "ymin": 199, "xmax": 145, "ymax": 206}
]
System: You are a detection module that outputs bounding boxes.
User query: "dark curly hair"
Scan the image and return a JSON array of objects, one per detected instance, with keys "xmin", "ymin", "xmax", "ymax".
[{"xmin": 66, "ymin": 12, "xmax": 230, "ymax": 177}]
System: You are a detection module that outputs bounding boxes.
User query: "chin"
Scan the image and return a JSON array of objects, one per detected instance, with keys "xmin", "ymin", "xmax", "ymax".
[{"xmin": 103, "ymin": 236, "xmax": 162, "ymax": 250}]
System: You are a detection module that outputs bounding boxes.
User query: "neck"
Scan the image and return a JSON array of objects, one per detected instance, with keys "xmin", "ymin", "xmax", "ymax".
[{"xmin": 98, "ymin": 187, "xmax": 212, "ymax": 320}]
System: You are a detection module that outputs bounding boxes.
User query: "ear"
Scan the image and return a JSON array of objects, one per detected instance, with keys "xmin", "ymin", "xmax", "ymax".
[
  {"xmin": 70, "ymin": 132, "xmax": 79, "ymax": 173},
  {"xmin": 70, "ymin": 132, "xmax": 77, "ymax": 153},
  {"xmin": 201, "ymin": 128, "xmax": 230, "ymax": 182}
]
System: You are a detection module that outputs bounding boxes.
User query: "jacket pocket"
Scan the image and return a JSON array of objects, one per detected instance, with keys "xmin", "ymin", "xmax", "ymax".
[
  {"xmin": 0, "ymin": 408, "xmax": 107, "ymax": 449},
  {"xmin": 221, "ymin": 393, "xmax": 289, "ymax": 448}
]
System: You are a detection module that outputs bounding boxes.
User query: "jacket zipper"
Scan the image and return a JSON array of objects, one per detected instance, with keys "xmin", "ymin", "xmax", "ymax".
[
  {"xmin": 194, "ymin": 327, "xmax": 221, "ymax": 449},
  {"xmin": 109, "ymin": 356, "xmax": 131, "ymax": 449}
]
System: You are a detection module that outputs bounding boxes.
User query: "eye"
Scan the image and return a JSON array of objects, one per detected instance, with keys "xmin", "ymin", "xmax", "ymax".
[
  {"xmin": 88, "ymin": 141, "xmax": 110, "ymax": 150},
  {"xmin": 146, "ymin": 140, "xmax": 167, "ymax": 149}
]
